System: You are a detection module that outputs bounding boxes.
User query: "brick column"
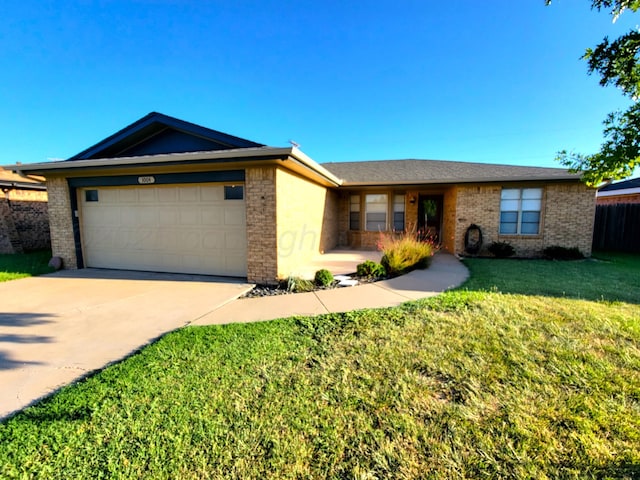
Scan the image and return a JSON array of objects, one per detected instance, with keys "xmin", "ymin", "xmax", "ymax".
[
  {"xmin": 245, "ymin": 167, "xmax": 278, "ymax": 284},
  {"xmin": 46, "ymin": 177, "xmax": 78, "ymax": 269}
]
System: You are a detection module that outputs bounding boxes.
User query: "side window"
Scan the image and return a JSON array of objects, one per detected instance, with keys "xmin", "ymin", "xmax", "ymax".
[
  {"xmin": 224, "ymin": 185, "xmax": 244, "ymax": 200},
  {"xmin": 85, "ymin": 190, "xmax": 99, "ymax": 202},
  {"xmin": 500, "ymin": 188, "xmax": 542, "ymax": 235},
  {"xmin": 349, "ymin": 195, "xmax": 360, "ymax": 230}
]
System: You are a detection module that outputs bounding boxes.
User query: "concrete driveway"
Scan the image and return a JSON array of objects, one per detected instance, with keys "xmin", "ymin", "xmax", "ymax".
[{"xmin": 0, "ymin": 269, "xmax": 252, "ymax": 419}]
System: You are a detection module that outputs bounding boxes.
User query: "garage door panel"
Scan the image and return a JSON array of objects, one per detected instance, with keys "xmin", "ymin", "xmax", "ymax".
[
  {"xmin": 98, "ymin": 189, "xmax": 119, "ymax": 204},
  {"xmin": 118, "ymin": 188, "xmax": 137, "ymax": 203},
  {"xmin": 203, "ymin": 231, "xmax": 225, "ymax": 249},
  {"xmin": 157, "ymin": 188, "xmax": 177, "ymax": 202},
  {"xmin": 138, "ymin": 188, "xmax": 157, "ymax": 203},
  {"xmin": 200, "ymin": 187, "xmax": 223, "ymax": 201},
  {"xmin": 178, "ymin": 186, "xmax": 198, "ymax": 202},
  {"xmin": 136, "ymin": 207, "xmax": 159, "ymax": 226},
  {"xmin": 201, "ymin": 209, "xmax": 222, "ymax": 225},
  {"xmin": 178, "ymin": 209, "xmax": 199, "ymax": 225},
  {"xmin": 80, "ymin": 184, "xmax": 246, "ymax": 277},
  {"xmin": 224, "ymin": 207, "xmax": 245, "ymax": 225}
]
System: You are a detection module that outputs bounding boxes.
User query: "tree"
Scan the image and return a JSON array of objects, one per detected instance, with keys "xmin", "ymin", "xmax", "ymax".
[{"xmin": 547, "ymin": 0, "xmax": 640, "ymax": 185}]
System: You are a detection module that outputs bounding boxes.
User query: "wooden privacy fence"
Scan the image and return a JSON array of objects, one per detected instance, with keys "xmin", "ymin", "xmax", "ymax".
[{"xmin": 592, "ymin": 203, "xmax": 640, "ymax": 253}]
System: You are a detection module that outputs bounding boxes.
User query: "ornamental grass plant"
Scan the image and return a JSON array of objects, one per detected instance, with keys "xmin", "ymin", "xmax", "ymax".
[{"xmin": 378, "ymin": 231, "xmax": 437, "ymax": 276}]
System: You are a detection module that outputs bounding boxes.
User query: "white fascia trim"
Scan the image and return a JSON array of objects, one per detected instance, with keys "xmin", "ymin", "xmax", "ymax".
[
  {"xmin": 4, "ymin": 147, "xmax": 293, "ymax": 172},
  {"xmin": 288, "ymin": 147, "xmax": 342, "ymax": 186}
]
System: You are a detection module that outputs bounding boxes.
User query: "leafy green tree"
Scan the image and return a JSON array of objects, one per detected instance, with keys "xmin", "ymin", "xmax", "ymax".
[{"xmin": 547, "ymin": 0, "xmax": 640, "ymax": 185}]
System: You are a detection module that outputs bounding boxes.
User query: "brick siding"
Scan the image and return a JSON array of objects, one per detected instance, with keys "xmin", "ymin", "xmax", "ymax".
[
  {"xmin": 245, "ymin": 167, "xmax": 278, "ymax": 284},
  {"xmin": 454, "ymin": 182, "xmax": 595, "ymax": 257},
  {"xmin": 46, "ymin": 177, "xmax": 77, "ymax": 268},
  {"xmin": 0, "ymin": 189, "xmax": 50, "ymax": 254},
  {"xmin": 597, "ymin": 193, "xmax": 640, "ymax": 205}
]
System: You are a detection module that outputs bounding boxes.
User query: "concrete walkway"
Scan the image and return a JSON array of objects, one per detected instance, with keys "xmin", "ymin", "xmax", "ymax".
[
  {"xmin": 192, "ymin": 253, "xmax": 469, "ymax": 325},
  {"xmin": 0, "ymin": 253, "xmax": 468, "ymax": 420}
]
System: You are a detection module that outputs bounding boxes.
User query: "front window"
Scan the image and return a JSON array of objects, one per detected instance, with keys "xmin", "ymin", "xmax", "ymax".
[
  {"xmin": 365, "ymin": 194, "xmax": 387, "ymax": 231},
  {"xmin": 500, "ymin": 188, "xmax": 542, "ymax": 235},
  {"xmin": 349, "ymin": 195, "xmax": 360, "ymax": 230},
  {"xmin": 393, "ymin": 194, "xmax": 405, "ymax": 231}
]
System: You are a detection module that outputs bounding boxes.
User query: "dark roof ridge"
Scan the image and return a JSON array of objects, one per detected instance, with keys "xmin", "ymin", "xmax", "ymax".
[{"xmin": 68, "ymin": 112, "xmax": 265, "ymax": 160}]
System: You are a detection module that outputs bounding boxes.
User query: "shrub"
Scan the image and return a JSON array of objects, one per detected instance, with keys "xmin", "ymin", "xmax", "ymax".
[
  {"xmin": 543, "ymin": 246, "xmax": 585, "ymax": 261},
  {"xmin": 314, "ymin": 269, "xmax": 334, "ymax": 287},
  {"xmin": 284, "ymin": 276, "xmax": 315, "ymax": 293},
  {"xmin": 378, "ymin": 232, "xmax": 436, "ymax": 277},
  {"xmin": 488, "ymin": 241, "xmax": 515, "ymax": 258},
  {"xmin": 356, "ymin": 260, "xmax": 386, "ymax": 278}
]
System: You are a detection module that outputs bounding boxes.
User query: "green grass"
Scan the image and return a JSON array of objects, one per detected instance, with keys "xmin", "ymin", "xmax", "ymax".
[
  {"xmin": 462, "ymin": 252, "xmax": 640, "ymax": 304},
  {"xmin": 0, "ymin": 253, "xmax": 639, "ymax": 478},
  {"xmin": 0, "ymin": 250, "xmax": 54, "ymax": 282}
]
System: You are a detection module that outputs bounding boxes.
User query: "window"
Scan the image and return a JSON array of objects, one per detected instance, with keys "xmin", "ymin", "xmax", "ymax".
[
  {"xmin": 85, "ymin": 190, "xmax": 99, "ymax": 202},
  {"xmin": 393, "ymin": 194, "xmax": 405, "ymax": 231},
  {"xmin": 500, "ymin": 188, "xmax": 542, "ymax": 235},
  {"xmin": 224, "ymin": 185, "xmax": 243, "ymax": 200},
  {"xmin": 365, "ymin": 194, "xmax": 387, "ymax": 231},
  {"xmin": 349, "ymin": 195, "xmax": 360, "ymax": 230}
]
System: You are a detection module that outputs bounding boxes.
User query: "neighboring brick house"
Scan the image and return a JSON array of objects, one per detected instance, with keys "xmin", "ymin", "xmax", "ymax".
[
  {"xmin": 597, "ymin": 178, "xmax": 640, "ymax": 205},
  {"xmin": 9, "ymin": 112, "xmax": 596, "ymax": 284},
  {"xmin": 0, "ymin": 168, "xmax": 50, "ymax": 254}
]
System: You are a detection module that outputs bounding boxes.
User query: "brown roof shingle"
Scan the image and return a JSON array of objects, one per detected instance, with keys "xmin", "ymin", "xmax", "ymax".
[{"xmin": 321, "ymin": 159, "xmax": 580, "ymax": 186}]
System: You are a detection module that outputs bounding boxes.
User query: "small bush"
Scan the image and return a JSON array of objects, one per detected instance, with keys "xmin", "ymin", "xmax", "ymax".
[
  {"xmin": 488, "ymin": 241, "xmax": 515, "ymax": 258},
  {"xmin": 543, "ymin": 246, "xmax": 584, "ymax": 261},
  {"xmin": 314, "ymin": 269, "xmax": 334, "ymax": 287},
  {"xmin": 356, "ymin": 260, "xmax": 386, "ymax": 278},
  {"xmin": 378, "ymin": 232, "xmax": 436, "ymax": 277},
  {"xmin": 285, "ymin": 276, "xmax": 315, "ymax": 293}
]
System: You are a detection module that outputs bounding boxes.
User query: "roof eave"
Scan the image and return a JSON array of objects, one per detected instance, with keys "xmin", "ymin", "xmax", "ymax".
[{"xmin": 6, "ymin": 146, "xmax": 342, "ymax": 187}]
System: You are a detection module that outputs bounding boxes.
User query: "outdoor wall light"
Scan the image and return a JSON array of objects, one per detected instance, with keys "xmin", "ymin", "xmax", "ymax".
[{"xmin": 409, "ymin": 196, "xmax": 416, "ymax": 204}]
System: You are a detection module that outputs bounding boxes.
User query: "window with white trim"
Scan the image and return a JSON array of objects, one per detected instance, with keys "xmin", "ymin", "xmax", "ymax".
[
  {"xmin": 500, "ymin": 188, "xmax": 542, "ymax": 235},
  {"xmin": 365, "ymin": 194, "xmax": 387, "ymax": 231},
  {"xmin": 349, "ymin": 195, "xmax": 360, "ymax": 230},
  {"xmin": 393, "ymin": 194, "xmax": 405, "ymax": 231}
]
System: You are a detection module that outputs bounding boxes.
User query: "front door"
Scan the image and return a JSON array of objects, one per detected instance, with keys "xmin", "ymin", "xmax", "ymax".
[{"xmin": 417, "ymin": 195, "xmax": 443, "ymax": 243}]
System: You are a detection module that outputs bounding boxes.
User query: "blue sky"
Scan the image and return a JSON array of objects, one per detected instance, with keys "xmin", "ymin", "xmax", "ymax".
[{"xmin": 1, "ymin": 0, "xmax": 638, "ymax": 174}]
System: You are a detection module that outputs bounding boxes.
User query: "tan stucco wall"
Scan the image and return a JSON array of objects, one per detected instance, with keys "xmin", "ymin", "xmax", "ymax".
[
  {"xmin": 453, "ymin": 182, "xmax": 596, "ymax": 256},
  {"xmin": 276, "ymin": 167, "xmax": 338, "ymax": 278},
  {"xmin": 46, "ymin": 176, "xmax": 77, "ymax": 268}
]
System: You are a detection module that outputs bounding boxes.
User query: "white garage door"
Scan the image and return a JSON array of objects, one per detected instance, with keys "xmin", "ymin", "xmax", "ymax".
[{"xmin": 79, "ymin": 184, "xmax": 247, "ymax": 276}]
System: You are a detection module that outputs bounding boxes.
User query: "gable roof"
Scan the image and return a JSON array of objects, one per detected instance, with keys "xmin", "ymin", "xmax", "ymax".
[
  {"xmin": 598, "ymin": 177, "xmax": 640, "ymax": 192},
  {"xmin": 68, "ymin": 112, "xmax": 264, "ymax": 160},
  {"xmin": 321, "ymin": 159, "xmax": 581, "ymax": 186}
]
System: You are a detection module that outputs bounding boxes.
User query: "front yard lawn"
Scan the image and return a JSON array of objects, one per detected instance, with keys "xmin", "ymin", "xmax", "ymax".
[
  {"xmin": 0, "ymin": 253, "xmax": 638, "ymax": 479},
  {"xmin": 462, "ymin": 252, "xmax": 640, "ymax": 304},
  {"xmin": 0, "ymin": 250, "xmax": 53, "ymax": 282}
]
